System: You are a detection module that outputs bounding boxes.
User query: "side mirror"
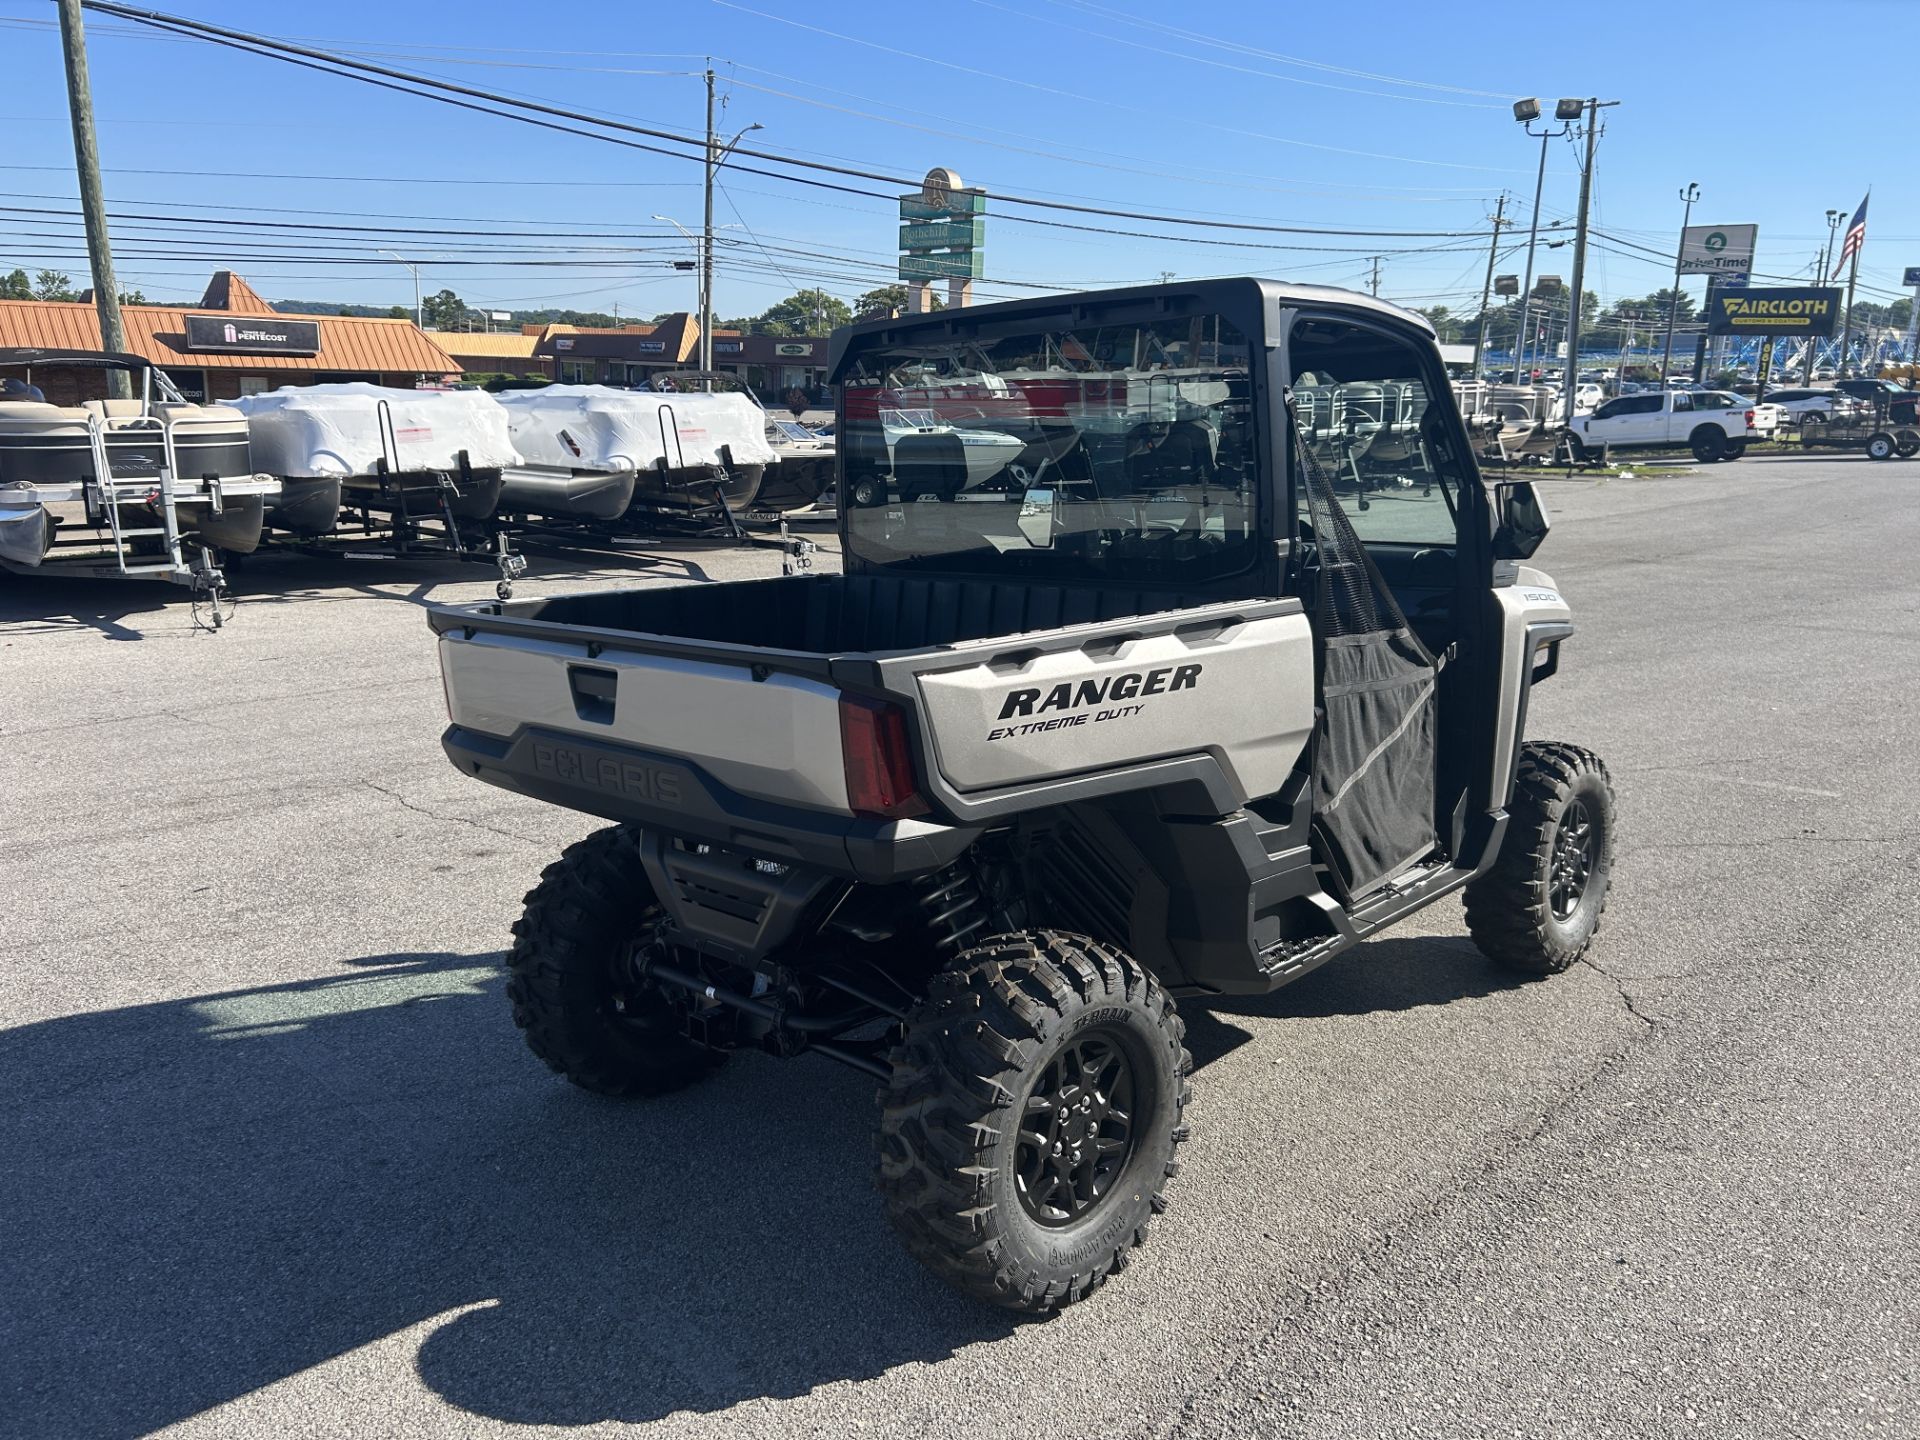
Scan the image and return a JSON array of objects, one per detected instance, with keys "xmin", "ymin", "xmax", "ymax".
[
  {"xmin": 1493, "ymin": 479, "xmax": 1551, "ymax": 560},
  {"xmin": 1015, "ymin": 487, "xmax": 1057, "ymax": 548}
]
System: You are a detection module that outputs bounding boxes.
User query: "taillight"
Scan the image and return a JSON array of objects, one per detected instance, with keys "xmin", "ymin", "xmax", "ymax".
[
  {"xmin": 838, "ymin": 694, "xmax": 929, "ymax": 819},
  {"xmin": 1746, "ymin": 409, "xmax": 1755, "ymax": 427}
]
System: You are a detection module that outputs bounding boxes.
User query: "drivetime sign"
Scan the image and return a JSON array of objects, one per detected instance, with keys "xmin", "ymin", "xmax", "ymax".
[{"xmin": 1679, "ymin": 223, "xmax": 1757, "ymax": 274}]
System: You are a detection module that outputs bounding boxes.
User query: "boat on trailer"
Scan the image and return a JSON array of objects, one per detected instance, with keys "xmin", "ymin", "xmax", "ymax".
[
  {"xmin": 231, "ymin": 382, "xmax": 517, "ymax": 536},
  {"xmin": 0, "ymin": 348, "xmax": 276, "ymax": 589},
  {"xmin": 493, "ymin": 382, "xmax": 775, "ymax": 522}
]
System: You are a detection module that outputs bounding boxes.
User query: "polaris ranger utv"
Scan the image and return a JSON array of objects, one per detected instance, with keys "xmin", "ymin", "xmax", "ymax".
[{"xmin": 428, "ymin": 279, "xmax": 1614, "ymax": 1313}]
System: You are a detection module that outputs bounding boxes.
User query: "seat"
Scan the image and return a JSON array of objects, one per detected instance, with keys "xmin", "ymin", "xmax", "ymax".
[
  {"xmin": 1125, "ymin": 420, "xmax": 1216, "ymax": 490},
  {"xmin": 893, "ymin": 432, "xmax": 968, "ymax": 501},
  {"xmin": 82, "ymin": 398, "xmax": 147, "ymax": 420}
]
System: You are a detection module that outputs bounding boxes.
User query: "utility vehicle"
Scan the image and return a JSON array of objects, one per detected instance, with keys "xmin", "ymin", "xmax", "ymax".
[{"xmin": 428, "ymin": 279, "xmax": 1616, "ymax": 1314}]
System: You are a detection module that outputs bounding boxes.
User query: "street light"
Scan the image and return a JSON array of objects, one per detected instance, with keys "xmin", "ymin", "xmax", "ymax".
[
  {"xmin": 379, "ymin": 250, "xmax": 422, "ymax": 328},
  {"xmin": 700, "ymin": 120, "xmax": 763, "ymax": 377},
  {"xmin": 1510, "ymin": 99, "xmax": 1577, "ymax": 383},
  {"xmin": 653, "ymin": 215, "xmax": 741, "ymax": 365},
  {"xmin": 1660, "ymin": 183, "xmax": 1701, "ymax": 385}
]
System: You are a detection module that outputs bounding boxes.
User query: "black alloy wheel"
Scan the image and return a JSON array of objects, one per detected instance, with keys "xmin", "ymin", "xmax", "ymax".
[
  {"xmin": 1548, "ymin": 798, "xmax": 1597, "ymax": 921},
  {"xmin": 1015, "ymin": 1029, "xmax": 1139, "ymax": 1227}
]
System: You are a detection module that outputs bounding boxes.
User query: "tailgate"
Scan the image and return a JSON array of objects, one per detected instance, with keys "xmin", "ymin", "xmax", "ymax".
[{"xmin": 438, "ymin": 626, "xmax": 850, "ymax": 814}]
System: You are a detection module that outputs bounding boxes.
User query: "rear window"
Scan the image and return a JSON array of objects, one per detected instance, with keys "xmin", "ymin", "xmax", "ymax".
[{"xmin": 838, "ymin": 310, "xmax": 1260, "ymax": 583}]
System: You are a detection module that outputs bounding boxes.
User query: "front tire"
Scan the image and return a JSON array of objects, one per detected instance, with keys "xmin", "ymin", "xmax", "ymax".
[
  {"xmin": 875, "ymin": 931, "xmax": 1190, "ymax": 1314},
  {"xmin": 507, "ymin": 825, "xmax": 726, "ymax": 1096},
  {"xmin": 1465, "ymin": 743, "xmax": 1615, "ymax": 975}
]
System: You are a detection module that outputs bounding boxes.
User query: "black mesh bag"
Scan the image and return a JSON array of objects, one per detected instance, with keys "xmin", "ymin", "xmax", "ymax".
[{"xmin": 1290, "ymin": 393, "xmax": 1441, "ymax": 897}]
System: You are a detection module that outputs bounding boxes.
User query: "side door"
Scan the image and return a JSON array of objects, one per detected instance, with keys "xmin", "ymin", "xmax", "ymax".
[
  {"xmin": 1286, "ymin": 313, "xmax": 1493, "ymax": 893},
  {"xmin": 1665, "ymin": 390, "xmax": 1694, "ymax": 443}
]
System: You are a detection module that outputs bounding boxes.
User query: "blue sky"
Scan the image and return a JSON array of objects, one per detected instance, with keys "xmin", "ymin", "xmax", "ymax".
[{"xmin": 4, "ymin": 0, "xmax": 1914, "ymax": 322}]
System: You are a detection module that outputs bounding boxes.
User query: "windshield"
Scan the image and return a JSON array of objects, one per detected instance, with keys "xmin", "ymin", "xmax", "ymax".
[{"xmin": 839, "ymin": 312, "xmax": 1258, "ymax": 582}]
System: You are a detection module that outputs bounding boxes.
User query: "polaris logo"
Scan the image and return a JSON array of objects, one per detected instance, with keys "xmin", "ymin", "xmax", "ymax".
[
  {"xmin": 531, "ymin": 740, "xmax": 682, "ymax": 804},
  {"xmin": 998, "ymin": 664, "xmax": 1202, "ymax": 720}
]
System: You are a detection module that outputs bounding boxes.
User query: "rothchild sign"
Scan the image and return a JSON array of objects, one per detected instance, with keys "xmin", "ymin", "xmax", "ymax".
[
  {"xmin": 1707, "ymin": 286, "xmax": 1842, "ymax": 337},
  {"xmin": 183, "ymin": 314, "xmax": 321, "ymax": 355},
  {"xmin": 1679, "ymin": 223, "xmax": 1757, "ymax": 274}
]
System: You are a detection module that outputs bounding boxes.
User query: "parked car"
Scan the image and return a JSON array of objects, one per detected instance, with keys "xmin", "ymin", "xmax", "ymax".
[
  {"xmin": 1572, "ymin": 382, "xmax": 1606, "ymax": 412},
  {"xmin": 1831, "ymin": 378, "xmax": 1915, "ymax": 410},
  {"xmin": 1568, "ymin": 388, "xmax": 1753, "ymax": 461},
  {"xmin": 1760, "ymin": 388, "xmax": 1866, "ymax": 425}
]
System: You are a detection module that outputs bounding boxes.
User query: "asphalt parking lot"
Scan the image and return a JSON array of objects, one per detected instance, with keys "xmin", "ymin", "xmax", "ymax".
[{"xmin": 3, "ymin": 453, "xmax": 1915, "ymax": 1439}]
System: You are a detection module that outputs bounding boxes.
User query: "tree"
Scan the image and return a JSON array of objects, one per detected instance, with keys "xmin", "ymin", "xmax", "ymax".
[
  {"xmin": 388, "ymin": 304, "xmax": 410, "ymax": 320},
  {"xmin": 856, "ymin": 284, "xmax": 941, "ymax": 319},
  {"xmin": 755, "ymin": 288, "xmax": 852, "ymax": 336},
  {"xmin": 0, "ymin": 268, "xmax": 30, "ymax": 300},
  {"xmin": 1416, "ymin": 305, "xmax": 1459, "ymax": 343},
  {"xmin": 34, "ymin": 270, "xmax": 78, "ymax": 302},
  {"xmin": 420, "ymin": 288, "xmax": 467, "ymax": 329},
  {"xmin": 117, "ymin": 288, "xmax": 146, "ymax": 306}
]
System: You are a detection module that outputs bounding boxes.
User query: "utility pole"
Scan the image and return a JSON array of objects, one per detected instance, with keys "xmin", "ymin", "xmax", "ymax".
[
  {"xmin": 1561, "ymin": 97, "xmax": 1618, "ymax": 427},
  {"xmin": 1806, "ymin": 208, "xmax": 1844, "ymax": 382},
  {"xmin": 1660, "ymin": 183, "xmax": 1700, "ymax": 385},
  {"xmin": 1474, "ymin": 192, "xmax": 1509, "ymax": 379},
  {"xmin": 1368, "ymin": 256, "xmax": 1381, "ymax": 297},
  {"xmin": 56, "ymin": 0, "xmax": 129, "ymax": 397},
  {"xmin": 700, "ymin": 64, "xmax": 716, "ymax": 383}
]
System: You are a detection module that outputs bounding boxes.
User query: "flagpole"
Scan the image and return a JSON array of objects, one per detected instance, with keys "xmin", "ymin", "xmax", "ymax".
[{"xmin": 1839, "ymin": 191, "xmax": 1867, "ymax": 377}]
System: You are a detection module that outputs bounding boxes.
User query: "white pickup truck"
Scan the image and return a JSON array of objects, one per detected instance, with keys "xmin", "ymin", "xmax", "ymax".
[{"xmin": 1567, "ymin": 389, "xmax": 1754, "ymax": 462}]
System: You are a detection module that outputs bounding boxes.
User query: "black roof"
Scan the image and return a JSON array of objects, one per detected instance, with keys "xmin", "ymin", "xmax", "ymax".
[{"xmin": 0, "ymin": 347, "xmax": 153, "ymax": 371}]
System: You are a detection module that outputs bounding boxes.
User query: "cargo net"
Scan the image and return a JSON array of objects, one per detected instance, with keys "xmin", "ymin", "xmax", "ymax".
[
  {"xmin": 1291, "ymin": 402, "xmax": 1411, "ymax": 640},
  {"xmin": 1288, "ymin": 393, "xmax": 1440, "ymax": 898}
]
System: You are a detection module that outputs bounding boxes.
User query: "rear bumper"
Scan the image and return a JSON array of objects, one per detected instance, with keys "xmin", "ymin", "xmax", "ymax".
[{"xmin": 442, "ymin": 722, "xmax": 979, "ymax": 883}]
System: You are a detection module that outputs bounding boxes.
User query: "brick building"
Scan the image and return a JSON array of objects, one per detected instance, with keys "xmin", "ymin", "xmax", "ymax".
[{"xmin": 0, "ymin": 271, "xmax": 458, "ymax": 406}]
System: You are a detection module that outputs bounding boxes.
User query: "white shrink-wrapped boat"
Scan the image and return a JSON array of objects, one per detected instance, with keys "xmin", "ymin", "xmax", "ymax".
[
  {"xmin": 0, "ymin": 348, "xmax": 277, "ymax": 588},
  {"xmin": 494, "ymin": 385, "xmax": 775, "ymax": 518},
  {"xmin": 232, "ymin": 383, "xmax": 519, "ymax": 534}
]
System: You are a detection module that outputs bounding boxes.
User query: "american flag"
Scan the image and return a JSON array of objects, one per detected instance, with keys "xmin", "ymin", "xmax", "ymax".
[{"xmin": 1832, "ymin": 194, "xmax": 1869, "ymax": 277}]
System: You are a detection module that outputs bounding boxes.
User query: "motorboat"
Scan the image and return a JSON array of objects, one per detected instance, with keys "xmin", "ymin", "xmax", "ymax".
[
  {"xmin": 753, "ymin": 416, "xmax": 835, "ymax": 512},
  {"xmin": 0, "ymin": 348, "xmax": 277, "ymax": 585},
  {"xmin": 494, "ymin": 384, "xmax": 775, "ymax": 519},
  {"xmin": 231, "ymin": 383, "xmax": 517, "ymax": 534},
  {"xmin": 881, "ymin": 407, "xmax": 1026, "ymax": 495}
]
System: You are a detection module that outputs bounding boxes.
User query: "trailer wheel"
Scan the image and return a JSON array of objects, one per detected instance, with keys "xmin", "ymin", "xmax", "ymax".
[
  {"xmin": 1896, "ymin": 431, "xmax": 1920, "ymax": 458},
  {"xmin": 506, "ymin": 825, "xmax": 726, "ymax": 1097},
  {"xmin": 1688, "ymin": 425, "xmax": 1726, "ymax": 462},
  {"xmin": 875, "ymin": 931, "xmax": 1190, "ymax": 1314},
  {"xmin": 1867, "ymin": 433, "xmax": 1897, "ymax": 461},
  {"xmin": 1465, "ymin": 742, "xmax": 1615, "ymax": 976}
]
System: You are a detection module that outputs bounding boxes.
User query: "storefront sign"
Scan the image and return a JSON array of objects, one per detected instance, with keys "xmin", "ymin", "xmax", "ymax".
[
  {"xmin": 636, "ymin": 339, "xmax": 667, "ymax": 354},
  {"xmin": 1679, "ymin": 223, "xmax": 1757, "ymax": 274},
  {"xmin": 1707, "ymin": 286, "xmax": 1841, "ymax": 336},
  {"xmin": 183, "ymin": 314, "xmax": 320, "ymax": 355},
  {"xmin": 714, "ymin": 339, "xmax": 743, "ymax": 354},
  {"xmin": 774, "ymin": 342, "xmax": 815, "ymax": 357},
  {"xmin": 160, "ymin": 368, "xmax": 207, "ymax": 403}
]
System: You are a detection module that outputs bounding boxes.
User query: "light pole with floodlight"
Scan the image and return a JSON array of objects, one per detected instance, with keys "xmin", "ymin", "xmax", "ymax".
[{"xmin": 1510, "ymin": 98, "xmax": 1572, "ymax": 383}]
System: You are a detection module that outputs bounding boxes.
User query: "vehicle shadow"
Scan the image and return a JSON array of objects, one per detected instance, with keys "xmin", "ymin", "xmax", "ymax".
[
  {"xmin": 1, "ymin": 935, "xmax": 1517, "ymax": 1435},
  {"xmin": 0, "ymin": 953, "xmax": 1008, "ymax": 1439},
  {"xmin": 1183, "ymin": 934, "xmax": 1528, "ymax": 1070}
]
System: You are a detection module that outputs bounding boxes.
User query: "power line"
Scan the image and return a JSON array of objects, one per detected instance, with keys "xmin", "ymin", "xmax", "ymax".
[{"xmin": 83, "ymin": 4, "xmax": 1508, "ymax": 240}]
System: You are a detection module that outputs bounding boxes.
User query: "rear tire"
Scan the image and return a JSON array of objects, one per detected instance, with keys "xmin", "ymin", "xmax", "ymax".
[
  {"xmin": 875, "ymin": 931, "xmax": 1190, "ymax": 1314},
  {"xmin": 1689, "ymin": 426, "xmax": 1726, "ymax": 462},
  {"xmin": 1721, "ymin": 439, "xmax": 1747, "ymax": 459},
  {"xmin": 507, "ymin": 825, "xmax": 725, "ymax": 1096},
  {"xmin": 1466, "ymin": 743, "xmax": 1615, "ymax": 975}
]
